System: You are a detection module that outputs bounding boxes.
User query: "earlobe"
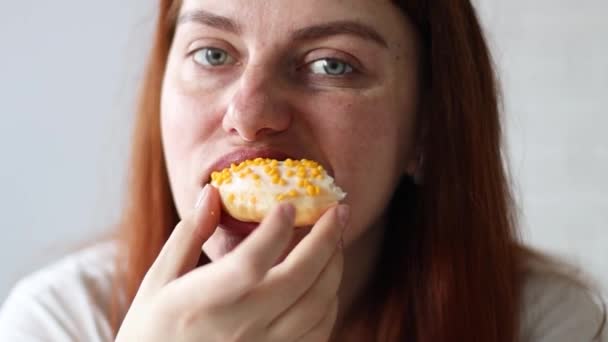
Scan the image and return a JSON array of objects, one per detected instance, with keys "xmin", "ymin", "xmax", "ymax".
[
  {"xmin": 405, "ymin": 157, "xmax": 418, "ymax": 176},
  {"xmin": 405, "ymin": 153, "xmax": 424, "ymax": 185}
]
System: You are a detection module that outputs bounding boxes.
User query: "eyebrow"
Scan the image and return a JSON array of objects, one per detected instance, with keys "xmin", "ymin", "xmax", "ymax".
[
  {"xmin": 177, "ymin": 10, "xmax": 388, "ymax": 48},
  {"xmin": 177, "ymin": 10, "xmax": 242, "ymax": 34},
  {"xmin": 292, "ymin": 20, "xmax": 388, "ymax": 48}
]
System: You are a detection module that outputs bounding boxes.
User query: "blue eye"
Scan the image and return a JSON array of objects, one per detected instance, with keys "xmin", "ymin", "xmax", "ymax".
[
  {"xmin": 309, "ymin": 58, "xmax": 354, "ymax": 76},
  {"xmin": 193, "ymin": 47, "xmax": 234, "ymax": 66}
]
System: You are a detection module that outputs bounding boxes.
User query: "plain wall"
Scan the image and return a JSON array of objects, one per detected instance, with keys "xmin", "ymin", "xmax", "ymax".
[
  {"xmin": 0, "ymin": 0, "xmax": 154, "ymax": 298},
  {"xmin": 476, "ymin": 0, "xmax": 607, "ymax": 292},
  {"xmin": 1, "ymin": 1, "xmax": 606, "ymax": 301}
]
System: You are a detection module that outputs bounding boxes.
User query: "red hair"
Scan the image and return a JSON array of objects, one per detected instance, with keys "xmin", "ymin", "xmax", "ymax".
[{"xmin": 112, "ymin": 1, "xmax": 536, "ymax": 341}]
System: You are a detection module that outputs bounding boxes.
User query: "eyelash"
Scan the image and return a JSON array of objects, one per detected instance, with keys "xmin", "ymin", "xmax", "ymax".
[{"xmin": 189, "ymin": 47, "xmax": 359, "ymax": 77}]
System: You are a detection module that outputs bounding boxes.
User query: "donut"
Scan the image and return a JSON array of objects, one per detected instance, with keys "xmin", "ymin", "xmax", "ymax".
[{"xmin": 210, "ymin": 158, "xmax": 346, "ymax": 226}]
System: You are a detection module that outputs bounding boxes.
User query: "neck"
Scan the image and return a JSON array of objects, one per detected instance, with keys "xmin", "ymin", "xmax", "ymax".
[{"xmin": 332, "ymin": 216, "xmax": 387, "ymax": 339}]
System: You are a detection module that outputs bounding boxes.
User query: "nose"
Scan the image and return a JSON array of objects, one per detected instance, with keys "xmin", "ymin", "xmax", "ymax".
[{"xmin": 222, "ymin": 64, "xmax": 292, "ymax": 142}]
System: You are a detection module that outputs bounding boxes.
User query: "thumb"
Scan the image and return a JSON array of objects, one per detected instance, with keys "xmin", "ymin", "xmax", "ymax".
[{"xmin": 144, "ymin": 184, "xmax": 221, "ymax": 290}]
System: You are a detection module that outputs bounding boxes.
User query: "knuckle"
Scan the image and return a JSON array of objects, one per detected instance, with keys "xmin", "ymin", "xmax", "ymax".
[
  {"xmin": 322, "ymin": 233, "xmax": 340, "ymax": 256},
  {"xmin": 328, "ymin": 300, "xmax": 339, "ymax": 325},
  {"xmin": 176, "ymin": 308, "xmax": 198, "ymax": 333},
  {"xmin": 316, "ymin": 287, "xmax": 338, "ymax": 310},
  {"xmin": 309, "ymin": 279, "xmax": 338, "ymax": 308},
  {"xmin": 331, "ymin": 255, "xmax": 344, "ymax": 283},
  {"xmin": 266, "ymin": 328, "xmax": 287, "ymax": 342},
  {"xmin": 240, "ymin": 261, "xmax": 262, "ymax": 285},
  {"xmin": 277, "ymin": 265, "xmax": 305, "ymax": 288},
  {"xmin": 330, "ymin": 297, "xmax": 339, "ymax": 315},
  {"xmin": 223, "ymin": 320, "xmax": 263, "ymax": 342},
  {"xmin": 228, "ymin": 257, "xmax": 263, "ymax": 289},
  {"xmin": 299, "ymin": 299, "xmax": 338, "ymax": 342},
  {"xmin": 159, "ymin": 289, "xmax": 189, "ymax": 318},
  {"xmin": 326, "ymin": 273, "xmax": 342, "ymax": 297},
  {"xmin": 319, "ymin": 299, "xmax": 339, "ymax": 329},
  {"xmin": 319, "ymin": 255, "xmax": 343, "ymax": 291},
  {"xmin": 316, "ymin": 296, "xmax": 336, "ymax": 319},
  {"xmin": 158, "ymin": 297, "xmax": 197, "ymax": 335},
  {"xmin": 329, "ymin": 250, "xmax": 343, "ymax": 273}
]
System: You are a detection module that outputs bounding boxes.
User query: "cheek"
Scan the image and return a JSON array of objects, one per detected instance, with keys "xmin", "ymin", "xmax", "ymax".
[
  {"xmin": 160, "ymin": 81, "xmax": 221, "ymax": 215},
  {"xmin": 308, "ymin": 92, "xmax": 411, "ymax": 243},
  {"xmin": 161, "ymin": 90, "xmax": 200, "ymax": 172},
  {"xmin": 318, "ymin": 91, "xmax": 406, "ymax": 179}
]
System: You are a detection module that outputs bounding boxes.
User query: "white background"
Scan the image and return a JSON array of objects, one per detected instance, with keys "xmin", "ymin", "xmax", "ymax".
[{"xmin": 1, "ymin": 1, "xmax": 606, "ymax": 301}]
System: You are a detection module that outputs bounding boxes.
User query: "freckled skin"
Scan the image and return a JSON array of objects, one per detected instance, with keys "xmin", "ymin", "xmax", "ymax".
[{"xmin": 161, "ymin": 0, "xmax": 420, "ymax": 259}]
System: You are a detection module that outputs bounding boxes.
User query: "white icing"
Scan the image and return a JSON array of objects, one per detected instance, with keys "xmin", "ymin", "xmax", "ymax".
[{"xmin": 211, "ymin": 162, "xmax": 346, "ymax": 225}]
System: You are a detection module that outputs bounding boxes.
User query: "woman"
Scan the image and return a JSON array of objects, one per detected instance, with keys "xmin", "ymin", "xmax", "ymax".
[{"xmin": 0, "ymin": 0, "xmax": 605, "ymax": 341}]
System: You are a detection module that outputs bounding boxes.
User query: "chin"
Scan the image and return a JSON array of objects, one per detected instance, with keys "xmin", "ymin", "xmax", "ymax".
[
  {"xmin": 202, "ymin": 226, "xmax": 249, "ymax": 261},
  {"xmin": 202, "ymin": 225, "xmax": 312, "ymax": 264}
]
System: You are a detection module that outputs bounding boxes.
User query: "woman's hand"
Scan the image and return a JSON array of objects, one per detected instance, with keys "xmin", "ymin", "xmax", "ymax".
[{"xmin": 115, "ymin": 184, "xmax": 349, "ymax": 342}]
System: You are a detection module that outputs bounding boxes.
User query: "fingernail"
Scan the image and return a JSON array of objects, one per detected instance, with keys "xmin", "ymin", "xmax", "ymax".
[
  {"xmin": 280, "ymin": 203, "xmax": 295, "ymax": 222},
  {"xmin": 195, "ymin": 185, "xmax": 210, "ymax": 209},
  {"xmin": 336, "ymin": 205, "xmax": 350, "ymax": 229}
]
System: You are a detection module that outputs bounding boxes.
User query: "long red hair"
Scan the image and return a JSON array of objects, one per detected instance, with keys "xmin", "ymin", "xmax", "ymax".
[{"xmin": 113, "ymin": 1, "xmax": 525, "ymax": 341}]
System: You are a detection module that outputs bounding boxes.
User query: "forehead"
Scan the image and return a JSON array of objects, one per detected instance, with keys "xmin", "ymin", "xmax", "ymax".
[
  {"xmin": 179, "ymin": 0, "xmax": 413, "ymax": 48},
  {"xmin": 180, "ymin": 0, "xmax": 396, "ymax": 19}
]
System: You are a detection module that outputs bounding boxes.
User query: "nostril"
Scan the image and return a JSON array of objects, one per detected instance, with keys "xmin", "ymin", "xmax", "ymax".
[
  {"xmin": 234, "ymin": 127, "xmax": 278, "ymax": 142},
  {"xmin": 255, "ymin": 127, "xmax": 278, "ymax": 137}
]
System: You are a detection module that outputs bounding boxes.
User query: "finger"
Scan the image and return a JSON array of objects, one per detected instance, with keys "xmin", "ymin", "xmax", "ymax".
[
  {"xmin": 142, "ymin": 184, "xmax": 220, "ymax": 293},
  {"xmin": 170, "ymin": 203, "xmax": 296, "ymax": 306},
  {"xmin": 247, "ymin": 204, "xmax": 348, "ymax": 317},
  {"xmin": 294, "ymin": 297, "xmax": 339, "ymax": 342},
  {"xmin": 266, "ymin": 248, "xmax": 343, "ymax": 340}
]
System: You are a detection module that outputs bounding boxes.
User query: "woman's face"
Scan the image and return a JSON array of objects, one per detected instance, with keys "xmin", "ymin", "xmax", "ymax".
[{"xmin": 161, "ymin": 0, "xmax": 420, "ymax": 260}]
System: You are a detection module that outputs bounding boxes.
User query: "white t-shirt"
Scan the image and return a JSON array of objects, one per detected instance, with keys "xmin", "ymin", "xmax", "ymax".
[{"xmin": 0, "ymin": 242, "xmax": 605, "ymax": 341}]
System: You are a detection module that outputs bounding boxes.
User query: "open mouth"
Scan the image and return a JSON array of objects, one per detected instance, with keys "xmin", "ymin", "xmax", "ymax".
[
  {"xmin": 206, "ymin": 148, "xmax": 334, "ymax": 235},
  {"xmin": 218, "ymin": 211, "xmax": 260, "ymax": 236}
]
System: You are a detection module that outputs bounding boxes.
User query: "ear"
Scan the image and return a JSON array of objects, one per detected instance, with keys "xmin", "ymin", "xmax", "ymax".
[
  {"xmin": 404, "ymin": 143, "xmax": 422, "ymax": 175},
  {"xmin": 405, "ymin": 156, "xmax": 419, "ymax": 176},
  {"xmin": 404, "ymin": 150, "xmax": 424, "ymax": 184}
]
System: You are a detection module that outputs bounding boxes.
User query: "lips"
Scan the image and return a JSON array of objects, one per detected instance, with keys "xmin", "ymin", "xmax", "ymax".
[
  {"xmin": 202, "ymin": 147, "xmax": 336, "ymax": 234},
  {"xmin": 204, "ymin": 147, "xmax": 302, "ymax": 235},
  {"xmin": 203, "ymin": 147, "xmax": 335, "ymax": 185},
  {"xmin": 205, "ymin": 148, "xmax": 297, "ymax": 184}
]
